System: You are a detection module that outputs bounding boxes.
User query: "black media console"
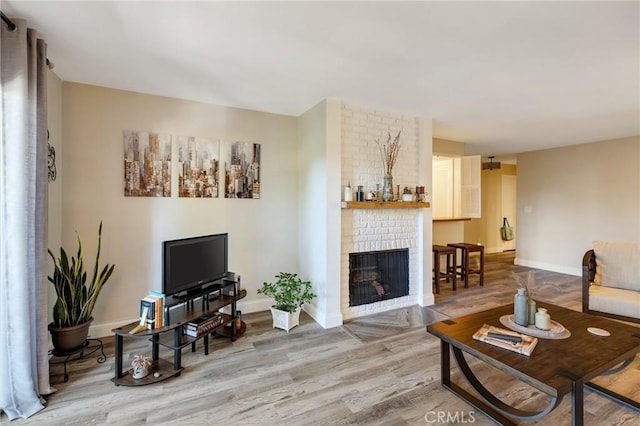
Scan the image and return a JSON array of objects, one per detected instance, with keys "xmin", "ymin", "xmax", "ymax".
[{"xmin": 111, "ymin": 274, "xmax": 245, "ymax": 386}]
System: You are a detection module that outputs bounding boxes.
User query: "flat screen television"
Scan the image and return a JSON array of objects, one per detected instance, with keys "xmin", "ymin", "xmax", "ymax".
[{"xmin": 163, "ymin": 233, "xmax": 228, "ymax": 298}]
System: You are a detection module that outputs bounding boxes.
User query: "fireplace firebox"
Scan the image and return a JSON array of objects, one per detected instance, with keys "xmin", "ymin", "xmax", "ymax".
[{"xmin": 348, "ymin": 248, "xmax": 409, "ymax": 307}]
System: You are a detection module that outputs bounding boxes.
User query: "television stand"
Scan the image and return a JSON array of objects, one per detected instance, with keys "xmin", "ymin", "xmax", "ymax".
[{"xmin": 111, "ymin": 277, "xmax": 245, "ymax": 386}]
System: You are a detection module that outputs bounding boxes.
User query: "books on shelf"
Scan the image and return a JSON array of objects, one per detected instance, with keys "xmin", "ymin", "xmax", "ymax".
[
  {"xmin": 140, "ymin": 292, "xmax": 166, "ymax": 329},
  {"xmin": 148, "ymin": 290, "xmax": 166, "ymax": 328},
  {"xmin": 473, "ymin": 324, "xmax": 538, "ymax": 356},
  {"xmin": 140, "ymin": 297, "xmax": 156, "ymax": 329},
  {"xmin": 185, "ymin": 313, "xmax": 225, "ymax": 337}
]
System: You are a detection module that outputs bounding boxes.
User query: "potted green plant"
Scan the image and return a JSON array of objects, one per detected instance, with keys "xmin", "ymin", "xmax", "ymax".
[
  {"xmin": 257, "ymin": 272, "xmax": 316, "ymax": 332},
  {"xmin": 48, "ymin": 221, "xmax": 115, "ymax": 353}
]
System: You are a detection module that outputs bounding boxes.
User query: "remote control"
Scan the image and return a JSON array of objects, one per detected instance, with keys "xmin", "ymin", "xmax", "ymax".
[{"xmin": 487, "ymin": 332, "xmax": 522, "ymax": 343}]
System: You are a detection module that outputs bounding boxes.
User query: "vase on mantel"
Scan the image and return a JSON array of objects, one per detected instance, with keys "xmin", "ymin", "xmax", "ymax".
[{"xmin": 382, "ymin": 174, "xmax": 393, "ymax": 202}]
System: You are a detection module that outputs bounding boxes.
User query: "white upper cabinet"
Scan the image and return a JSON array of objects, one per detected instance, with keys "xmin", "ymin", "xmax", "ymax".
[
  {"xmin": 432, "ymin": 157, "xmax": 454, "ymax": 218},
  {"xmin": 432, "ymin": 155, "xmax": 481, "ymax": 219},
  {"xmin": 460, "ymin": 155, "xmax": 481, "ymax": 218}
]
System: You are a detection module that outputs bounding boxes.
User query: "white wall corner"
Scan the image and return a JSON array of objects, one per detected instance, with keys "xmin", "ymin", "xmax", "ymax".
[
  {"xmin": 325, "ymin": 98, "xmax": 343, "ymax": 325},
  {"xmin": 418, "ymin": 116, "xmax": 434, "ymax": 307},
  {"xmin": 296, "ymin": 98, "xmax": 343, "ymax": 328},
  {"xmin": 304, "ymin": 303, "xmax": 344, "ymax": 329}
]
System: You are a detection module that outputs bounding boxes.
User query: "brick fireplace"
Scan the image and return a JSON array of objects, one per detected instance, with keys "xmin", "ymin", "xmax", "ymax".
[{"xmin": 340, "ymin": 103, "xmax": 432, "ymax": 320}]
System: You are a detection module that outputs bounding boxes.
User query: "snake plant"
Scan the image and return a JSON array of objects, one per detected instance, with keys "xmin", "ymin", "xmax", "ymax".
[{"xmin": 48, "ymin": 221, "xmax": 115, "ymax": 328}]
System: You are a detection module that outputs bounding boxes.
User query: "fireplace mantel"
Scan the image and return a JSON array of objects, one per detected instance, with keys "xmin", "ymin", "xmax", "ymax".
[{"xmin": 341, "ymin": 201, "xmax": 430, "ymax": 209}]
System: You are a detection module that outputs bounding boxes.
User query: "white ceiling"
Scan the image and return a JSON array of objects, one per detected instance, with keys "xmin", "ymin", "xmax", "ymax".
[{"xmin": 4, "ymin": 1, "xmax": 639, "ymax": 161}]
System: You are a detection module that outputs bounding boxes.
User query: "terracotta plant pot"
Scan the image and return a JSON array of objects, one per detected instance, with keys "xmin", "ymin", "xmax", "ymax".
[{"xmin": 48, "ymin": 318, "xmax": 93, "ymax": 354}]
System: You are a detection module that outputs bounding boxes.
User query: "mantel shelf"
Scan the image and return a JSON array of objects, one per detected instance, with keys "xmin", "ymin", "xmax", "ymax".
[{"xmin": 341, "ymin": 201, "xmax": 430, "ymax": 209}]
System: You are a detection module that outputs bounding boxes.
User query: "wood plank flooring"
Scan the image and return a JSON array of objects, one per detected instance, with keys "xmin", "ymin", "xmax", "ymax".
[{"xmin": 3, "ymin": 252, "xmax": 639, "ymax": 425}]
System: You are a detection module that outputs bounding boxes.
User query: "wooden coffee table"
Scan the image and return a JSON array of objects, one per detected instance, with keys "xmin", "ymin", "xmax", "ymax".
[{"xmin": 427, "ymin": 303, "xmax": 640, "ymax": 425}]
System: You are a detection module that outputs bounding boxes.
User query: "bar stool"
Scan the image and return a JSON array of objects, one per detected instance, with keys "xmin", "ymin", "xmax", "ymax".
[
  {"xmin": 432, "ymin": 245, "xmax": 457, "ymax": 294},
  {"xmin": 447, "ymin": 243, "xmax": 484, "ymax": 288}
]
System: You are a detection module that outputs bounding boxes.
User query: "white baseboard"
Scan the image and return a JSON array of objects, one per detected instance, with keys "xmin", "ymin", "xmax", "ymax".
[
  {"xmin": 89, "ymin": 298, "xmax": 340, "ymax": 337},
  {"xmin": 303, "ymin": 304, "xmax": 343, "ymax": 329},
  {"xmin": 236, "ymin": 298, "xmax": 273, "ymax": 314},
  {"xmin": 514, "ymin": 257, "xmax": 581, "ymax": 276},
  {"xmin": 239, "ymin": 298, "xmax": 342, "ymax": 329},
  {"xmin": 419, "ymin": 293, "xmax": 436, "ymax": 307}
]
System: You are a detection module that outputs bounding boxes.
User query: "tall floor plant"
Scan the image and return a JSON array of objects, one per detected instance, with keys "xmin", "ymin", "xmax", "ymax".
[{"xmin": 48, "ymin": 221, "xmax": 115, "ymax": 327}]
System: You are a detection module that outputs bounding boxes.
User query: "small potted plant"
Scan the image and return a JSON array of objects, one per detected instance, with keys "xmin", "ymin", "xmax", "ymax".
[
  {"xmin": 48, "ymin": 221, "xmax": 115, "ymax": 353},
  {"xmin": 402, "ymin": 186, "xmax": 414, "ymax": 202},
  {"xmin": 257, "ymin": 272, "xmax": 316, "ymax": 332}
]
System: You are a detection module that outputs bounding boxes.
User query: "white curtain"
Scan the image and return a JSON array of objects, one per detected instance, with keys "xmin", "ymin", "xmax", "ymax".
[{"xmin": 0, "ymin": 18, "xmax": 54, "ymax": 419}]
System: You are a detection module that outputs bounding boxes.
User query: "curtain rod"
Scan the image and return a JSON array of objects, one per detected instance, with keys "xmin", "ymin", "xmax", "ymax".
[
  {"xmin": 1, "ymin": 10, "xmax": 54, "ymax": 69},
  {"xmin": 1, "ymin": 11, "xmax": 15, "ymax": 31}
]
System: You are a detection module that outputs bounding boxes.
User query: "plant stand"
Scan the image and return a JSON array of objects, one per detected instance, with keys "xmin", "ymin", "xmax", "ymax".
[
  {"xmin": 270, "ymin": 307, "xmax": 301, "ymax": 332},
  {"xmin": 49, "ymin": 338, "xmax": 106, "ymax": 382}
]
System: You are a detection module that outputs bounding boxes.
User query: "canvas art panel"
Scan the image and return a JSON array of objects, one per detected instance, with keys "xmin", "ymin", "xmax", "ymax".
[
  {"xmin": 224, "ymin": 141, "xmax": 261, "ymax": 199},
  {"xmin": 177, "ymin": 136, "xmax": 219, "ymax": 198},
  {"xmin": 123, "ymin": 130, "xmax": 171, "ymax": 197}
]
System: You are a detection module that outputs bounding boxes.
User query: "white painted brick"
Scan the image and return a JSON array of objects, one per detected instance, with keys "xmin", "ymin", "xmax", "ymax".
[{"xmin": 341, "ymin": 103, "xmax": 423, "ymax": 318}]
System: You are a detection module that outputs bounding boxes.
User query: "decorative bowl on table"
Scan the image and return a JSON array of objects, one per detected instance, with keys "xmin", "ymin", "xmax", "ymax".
[{"xmin": 500, "ymin": 315, "xmax": 571, "ymax": 339}]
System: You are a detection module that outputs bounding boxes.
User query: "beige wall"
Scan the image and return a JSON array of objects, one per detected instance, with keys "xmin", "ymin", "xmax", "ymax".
[
  {"xmin": 61, "ymin": 83, "xmax": 299, "ymax": 336},
  {"xmin": 516, "ymin": 136, "xmax": 640, "ymax": 275},
  {"xmin": 433, "ymin": 138, "xmax": 465, "ymax": 156}
]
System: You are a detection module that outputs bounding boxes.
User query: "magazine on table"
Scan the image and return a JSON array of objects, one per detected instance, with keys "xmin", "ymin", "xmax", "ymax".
[{"xmin": 473, "ymin": 324, "xmax": 538, "ymax": 356}]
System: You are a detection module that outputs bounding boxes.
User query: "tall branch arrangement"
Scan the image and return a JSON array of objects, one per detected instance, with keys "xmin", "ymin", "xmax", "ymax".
[{"xmin": 376, "ymin": 130, "xmax": 402, "ymax": 176}]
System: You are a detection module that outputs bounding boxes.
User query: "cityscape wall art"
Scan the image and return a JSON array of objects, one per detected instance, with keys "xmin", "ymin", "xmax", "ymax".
[
  {"xmin": 123, "ymin": 131, "xmax": 261, "ymax": 200},
  {"xmin": 177, "ymin": 136, "xmax": 219, "ymax": 198},
  {"xmin": 224, "ymin": 141, "xmax": 261, "ymax": 199},
  {"xmin": 123, "ymin": 130, "xmax": 172, "ymax": 197}
]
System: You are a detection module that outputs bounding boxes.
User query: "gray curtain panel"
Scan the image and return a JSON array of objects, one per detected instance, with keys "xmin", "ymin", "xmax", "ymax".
[{"xmin": 0, "ymin": 18, "xmax": 54, "ymax": 420}]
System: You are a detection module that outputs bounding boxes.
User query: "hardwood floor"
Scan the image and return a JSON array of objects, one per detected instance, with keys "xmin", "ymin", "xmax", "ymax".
[{"xmin": 3, "ymin": 252, "xmax": 639, "ymax": 425}]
